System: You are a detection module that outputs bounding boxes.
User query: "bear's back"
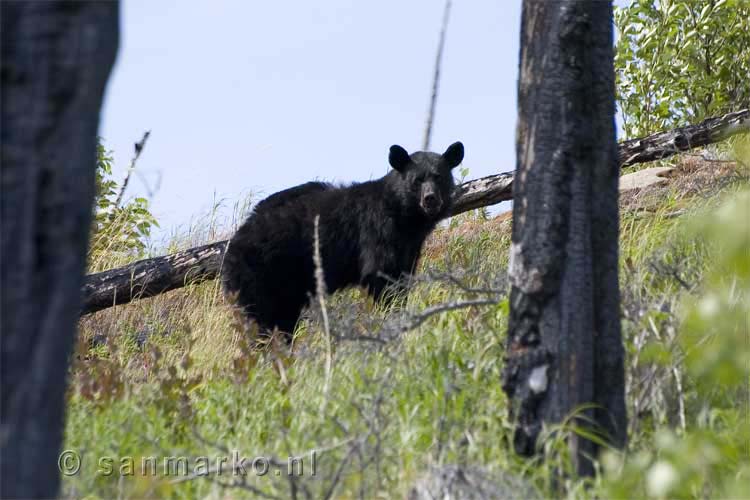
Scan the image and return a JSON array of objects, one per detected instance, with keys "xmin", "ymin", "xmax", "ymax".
[{"xmin": 253, "ymin": 181, "xmax": 334, "ymax": 214}]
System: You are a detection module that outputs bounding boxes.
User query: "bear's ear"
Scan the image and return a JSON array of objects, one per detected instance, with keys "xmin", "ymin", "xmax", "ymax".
[
  {"xmin": 389, "ymin": 145, "xmax": 411, "ymax": 172},
  {"xmin": 442, "ymin": 141, "xmax": 464, "ymax": 168}
]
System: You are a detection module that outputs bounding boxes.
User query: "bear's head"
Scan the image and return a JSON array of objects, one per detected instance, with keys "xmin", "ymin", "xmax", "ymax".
[{"xmin": 386, "ymin": 141, "xmax": 464, "ymax": 221}]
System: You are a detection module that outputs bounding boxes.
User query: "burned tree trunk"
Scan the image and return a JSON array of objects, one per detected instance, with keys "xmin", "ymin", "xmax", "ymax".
[
  {"xmin": 501, "ymin": 0, "xmax": 626, "ymax": 477},
  {"xmin": 0, "ymin": 2, "xmax": 119, "ymax": 497}
]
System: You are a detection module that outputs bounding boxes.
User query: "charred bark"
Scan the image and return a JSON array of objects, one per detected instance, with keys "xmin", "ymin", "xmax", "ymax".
[
  {"xmin": 0, "ymin": 2, "xmax": 119, "ymax": 497},
  {"xmin": 82, "ymin": 241, "xmax": 228, "ymax": 315},
  {"xmin": 451, "ymin": 172, "xmax": 515, "ymax": 214},
  {"xmin": 501, "ymin": 0, "xmax": 626, "ymax": 478},
  {"xmin": 619, "ymin": 108, "xmax": 749, "ymax": 166}
]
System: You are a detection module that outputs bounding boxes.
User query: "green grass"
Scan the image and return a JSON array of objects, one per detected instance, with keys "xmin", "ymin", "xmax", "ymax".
[{"xmin": 63, "ymin": 156, "xmax": 749, "ymax": 499}]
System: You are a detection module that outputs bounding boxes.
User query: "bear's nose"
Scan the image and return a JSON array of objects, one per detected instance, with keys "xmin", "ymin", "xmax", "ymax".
[{"xmin": 421, "ymin": 189, "xmax": 441, "ymax": 214}]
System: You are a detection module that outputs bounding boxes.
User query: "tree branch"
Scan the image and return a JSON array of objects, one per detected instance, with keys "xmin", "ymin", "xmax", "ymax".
[{"xmin": 80, "ymin": 109, "xmax": 748, "ymax": 315}]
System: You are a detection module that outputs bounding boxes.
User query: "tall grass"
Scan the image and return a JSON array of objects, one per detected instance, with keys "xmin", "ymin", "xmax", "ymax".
[{"xmin": 64, "ymin": 156, "xmax": 748, "ymax": 498}]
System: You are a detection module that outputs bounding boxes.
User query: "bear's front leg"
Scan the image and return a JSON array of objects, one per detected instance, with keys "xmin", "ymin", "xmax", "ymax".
[
  {"xmin": 359, "ymin": 238, "xmax": 409, "ymax": 308},
  {"xmin": 363, "ymin": 272, "xmax": 407, "ymax": 308}
]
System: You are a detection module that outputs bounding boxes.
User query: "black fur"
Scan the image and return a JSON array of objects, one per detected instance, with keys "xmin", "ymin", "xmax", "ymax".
[{"xmin": 223, "ymin": 142, "xmax": 464, "ymax": 338}]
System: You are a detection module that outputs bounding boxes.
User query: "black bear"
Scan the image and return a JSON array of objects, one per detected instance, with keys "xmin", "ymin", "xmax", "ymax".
[{"xmin": 222, "ymin": 141, "xmax": 464, "ymax": 339}]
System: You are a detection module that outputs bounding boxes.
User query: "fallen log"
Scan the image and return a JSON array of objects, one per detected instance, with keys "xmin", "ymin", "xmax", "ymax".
[
  {"xmin": 81, "ymin": 109, "xmax": 748, "ymax": 315},
  {"xmin": 82, "ymin": 241, "xmax": 228, "ymax": 315},
  {"xmin": 618, "ymin": 108, "xmax": 749, "ymax": 166}
]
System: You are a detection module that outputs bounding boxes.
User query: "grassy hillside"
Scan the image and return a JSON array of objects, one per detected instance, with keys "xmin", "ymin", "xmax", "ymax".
[{"xmin": 63, "ymin": 154, "xmax": 748, "ymax": 499}]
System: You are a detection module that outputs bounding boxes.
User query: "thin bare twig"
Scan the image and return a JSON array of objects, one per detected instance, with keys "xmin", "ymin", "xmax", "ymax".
[
  {"xmin": 422, "ymin": 0, "xmax": 452, "ymax": 151},
  {"xmin": 215, "ymin": 478, "xmax": 281, "ymax": 500},
  {"xmin": 322, "ymin": 439, "xmax": 360, "ymax": 500},
  {"xmin": 313, "ymin": 215, "xmax": 334, "ymax": 408},
  {"xmin": 404, "ymin": 298, "xmax": 499, "ymax": 331},
  {"xmin": 185, "ymin": 427, "xmax": 359, "ymax": 498},
  {"xmin": 646, "ymin": 316, "xmax": 688, "ymax": 433},
  {"xmin": 419, "ymin": 270, "xmax": 506, "ymax": 296},
  {"xmin": 115, "ymin": 130, "xmax": 151, "ymax": 208}
]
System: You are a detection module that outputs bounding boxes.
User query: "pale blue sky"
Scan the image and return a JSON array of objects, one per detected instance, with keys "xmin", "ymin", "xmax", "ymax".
[{"xmin": 100, "ymin": 1, "xmax": 521, "ymax": 242}]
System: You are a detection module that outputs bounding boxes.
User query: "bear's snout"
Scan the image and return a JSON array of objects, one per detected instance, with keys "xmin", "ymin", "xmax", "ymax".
[{"xmin": 420, "ymin": 183, "xmax": 443, "ymax": 216}]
